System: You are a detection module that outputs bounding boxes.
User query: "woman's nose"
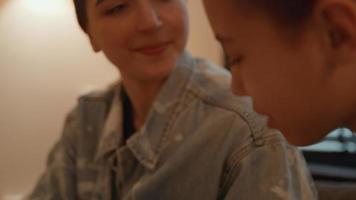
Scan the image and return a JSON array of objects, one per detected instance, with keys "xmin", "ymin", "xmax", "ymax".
[{"xmin": 136, "ymin": 3, "xmax": 163, "ymax": 33}]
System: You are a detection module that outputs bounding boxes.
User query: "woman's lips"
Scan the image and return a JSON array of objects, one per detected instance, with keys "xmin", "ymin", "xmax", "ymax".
[{"xmin": 133, "ymin": 42, "xmax": 170, "ymax": 56}]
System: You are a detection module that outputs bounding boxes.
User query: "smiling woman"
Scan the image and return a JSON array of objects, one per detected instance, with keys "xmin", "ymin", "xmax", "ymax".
[{"xmin": 0, "ymin": 0, "xmax": 217, "ymax": 198}]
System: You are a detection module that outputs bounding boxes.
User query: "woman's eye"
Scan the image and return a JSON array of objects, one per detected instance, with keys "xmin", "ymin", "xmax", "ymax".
[{"xmin": 105, "ymin": 4, "xmax": 128, "ymax": 15}]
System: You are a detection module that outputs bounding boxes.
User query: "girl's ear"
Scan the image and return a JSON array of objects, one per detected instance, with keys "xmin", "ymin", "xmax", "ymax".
[{"xmin": 316, "ymin": 0, "xmax": 356, "ymax": 50}]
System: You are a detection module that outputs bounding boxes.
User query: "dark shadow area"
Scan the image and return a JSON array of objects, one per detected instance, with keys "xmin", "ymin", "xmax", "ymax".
[
  {"xmin": 316, "ymin": 181, "xmax": 356, "ymax": 200},
  {"xmin": 303, "ymin": 130, "xmax": 356, "ymax": 200}
]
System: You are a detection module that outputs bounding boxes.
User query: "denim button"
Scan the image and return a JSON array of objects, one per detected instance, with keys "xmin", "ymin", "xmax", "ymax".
[
  {"xmin": 254, "ymin": 138, "xmax": 265, "ymax": 147},
  {"xmin": 174, "ymin": 134, "xmax": 184, "ymax": 142}
]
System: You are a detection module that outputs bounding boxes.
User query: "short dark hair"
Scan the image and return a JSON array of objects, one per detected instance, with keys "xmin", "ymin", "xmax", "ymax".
[
  {"xmin": 242, "ymin": 0, "xmax": 316, "ymax": 27},
  {"xmin": 73, "ymin": 0, "xmax": 88, "ymax": 32}
]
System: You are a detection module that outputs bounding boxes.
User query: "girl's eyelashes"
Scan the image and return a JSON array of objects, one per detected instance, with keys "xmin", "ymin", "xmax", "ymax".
[
  {"xmin": 105, "ymin": 3, "xmax": 128, "ymax": 15},
  {"xmin": 226, "ymin": 54, "xmax": 244, "ymax": 68}
]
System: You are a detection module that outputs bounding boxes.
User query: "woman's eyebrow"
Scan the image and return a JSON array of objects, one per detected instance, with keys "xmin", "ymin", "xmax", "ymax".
[{"xmin": 96, "ymin": 0, "xmax": 106, "ymax": 6}]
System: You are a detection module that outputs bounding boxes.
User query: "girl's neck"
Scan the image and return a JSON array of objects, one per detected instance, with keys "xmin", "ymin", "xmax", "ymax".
[{"xmin": 122, "ymin": 77, "xmax": 166, "ymax": 129}]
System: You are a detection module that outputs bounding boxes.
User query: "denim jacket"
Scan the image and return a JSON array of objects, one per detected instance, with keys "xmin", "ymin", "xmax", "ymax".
[{"xmin": 28, "ymin": 53, "xmax": 317, "ymax": 200}]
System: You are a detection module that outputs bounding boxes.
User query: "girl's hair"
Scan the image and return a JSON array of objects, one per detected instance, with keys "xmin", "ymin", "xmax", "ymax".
[
  {"xmin": 73, "ymin": 0, "xmax": 87, "ymax": 32},
  {"xmin": 243, "ymin": 0, "xmax": 316, "ymax": 27}
]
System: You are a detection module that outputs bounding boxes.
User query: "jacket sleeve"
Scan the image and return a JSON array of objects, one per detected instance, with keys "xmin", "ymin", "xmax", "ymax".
[
  {"xmin": 221, "ymin": 139, "xmax": 318, "ymax": 200},
  {"xmin": 27, "ymin": 109, "xmax": 80, "ymax": 200}
]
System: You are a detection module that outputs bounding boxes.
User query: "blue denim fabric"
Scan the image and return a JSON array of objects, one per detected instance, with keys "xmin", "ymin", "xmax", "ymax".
[{"xmin": 28, "ymin": 53, "xmax": 317, "ymax": 200}]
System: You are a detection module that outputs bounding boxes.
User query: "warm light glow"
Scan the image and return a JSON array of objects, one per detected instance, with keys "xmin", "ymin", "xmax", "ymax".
[{"xmin": 14, "ymin": 0, "xmax": 70, "ymax": 15}]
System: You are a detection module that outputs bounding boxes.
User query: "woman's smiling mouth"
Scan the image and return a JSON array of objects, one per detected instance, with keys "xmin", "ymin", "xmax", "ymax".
[{"xmin": 133, "ymin": 42, "xmax": 171, "ymax": 56}]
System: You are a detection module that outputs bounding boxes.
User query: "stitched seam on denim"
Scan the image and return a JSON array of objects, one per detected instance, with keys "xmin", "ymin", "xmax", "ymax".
[
  {"xmin": 126, "ymin": 136, "xmax": 158, "ymax": 170},
  {"xmin": 79, "ymin": 99, "xmax": 111, "ymax": 200},
  {"xmin": 193, "ymin": 88, "xmax": 267, "ymax": 145},
  {"xmin": 155, "ymin": 87, "xmax": 195, "ymax": 155},
  {"xmin": 154, "ymin": 62, "xmax": 197, "ymax": 156},
  {"xmin": 218, "ymin": 142, "xmax": 253, "ymax": 199},
  {"xmin": 188, "ymin": 88, "xmax": 259, "ymax": 142},
  {"xmin": 220, "ymin": 105, "xmax": 262, "ymax": 144},
  {"xmin": 218, "ymin": 135, "xmax": 283, "ymax": 199}
]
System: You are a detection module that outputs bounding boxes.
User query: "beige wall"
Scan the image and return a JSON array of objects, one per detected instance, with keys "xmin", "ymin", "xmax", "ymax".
[{"xmin": 0, "ymin": 0, "xmax": 221, "ymax": 198}]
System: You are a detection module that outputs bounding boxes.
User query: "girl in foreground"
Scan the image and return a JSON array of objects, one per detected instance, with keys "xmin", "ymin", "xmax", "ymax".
[{"xmin": 204, "ymin": 0, "xmax": 356, "ymax": 146}]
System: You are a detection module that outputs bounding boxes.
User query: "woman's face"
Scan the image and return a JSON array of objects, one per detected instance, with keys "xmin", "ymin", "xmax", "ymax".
[
  {"xmin": 86, "ymin": 0, "xmax": 188, "ymax": 82},
  {"xmin": 203, "ymin": 0, "xmax": 356, "ymax": 145}
]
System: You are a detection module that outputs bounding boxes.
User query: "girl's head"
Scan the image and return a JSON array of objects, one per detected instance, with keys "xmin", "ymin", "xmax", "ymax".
[
  {"xmin": 72, "ymin": 0, "xmax": 189, "ymax": 83},
  {"xmin": 203, "ymin": 0, "xmax": 356, "ymax": 145},
  {"xmin": 231, "ymin": 0, "xmax": 315, "ymax": 28}
]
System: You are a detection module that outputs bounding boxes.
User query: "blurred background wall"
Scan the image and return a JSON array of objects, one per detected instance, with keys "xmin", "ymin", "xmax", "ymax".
[{"xmin": 0, "ymin": 0, "xmax": 221, "ymax": 198}]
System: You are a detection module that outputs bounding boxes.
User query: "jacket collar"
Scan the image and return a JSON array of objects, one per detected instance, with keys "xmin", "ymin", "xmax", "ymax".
[{"xmin": 94, "ymin": 52, "xmax": 195, "ymax": 170}]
